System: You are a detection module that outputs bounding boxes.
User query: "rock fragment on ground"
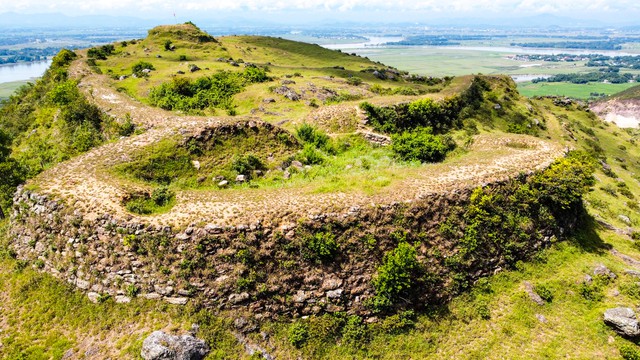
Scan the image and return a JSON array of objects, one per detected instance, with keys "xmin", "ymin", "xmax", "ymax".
[
  {"xmin": 604, "ymin": 307, "xmax": 640, "ymax": 337},
  {"xmin": 141, "ymin": 330, "xmax": 209, "ymax": 360}
]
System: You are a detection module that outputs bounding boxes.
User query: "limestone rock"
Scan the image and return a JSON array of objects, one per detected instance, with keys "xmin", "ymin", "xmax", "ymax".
[
  {"xmin": 87, "ymin": 292, "xmax": 100, "ymax": 303},
  {"xmin": 619, "ymin": 215, "xmax": 632, "ymax": 225},
  {"xmin": 141, "ymin": 330, "xmax": 209, "ymax": 360},
  {"xmin": 229, "ymin": 292, "xmax": 250, "ymax": 304},
  {"xmin": 523, "ymin": 281, "xmax": 545, "ymax": 306},
  {"xmin": 115, "ymin": 295, "xmax": 132, "ymax": 303},
  {"xmin": 594, "ymin": 264, "xmax": 617, "ymax": 280},
  {"xmin": 165, "ymin": 297, "xmax": 189, "ymax": 305},
  {"xmin": 604, "ymin": 307, "xmax": 640, "ymax": 337}
]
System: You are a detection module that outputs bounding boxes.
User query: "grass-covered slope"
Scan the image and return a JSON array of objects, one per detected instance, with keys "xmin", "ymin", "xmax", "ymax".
[
  {"xmin": 2, "ymin": 23, "xmax": 640, "ymax": 360},
  {"xmin": 603, "ymin": 83, "xmax": 640, "ymax": 101},
  {"xmin": 90, "ymin": 23, "xmax": 446, "ymax": 118}
]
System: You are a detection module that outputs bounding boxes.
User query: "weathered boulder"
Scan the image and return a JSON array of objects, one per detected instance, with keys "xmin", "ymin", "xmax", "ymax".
[
  {"xmin": 619, "ymin": 215, "xmax": 632, "ymax": 226},
  {"xmin": 523, "ymin": 281, "xmax": 545, "ymax": 306},
  {"xmin": 594, "ymin": 264, "xmax": 617, "ymax": 280},
  {"xmin": 604, "ymin": 307, "xmax": 640, "ymax": 337},
  {"xmin": 141, "ymin": 331, "xmax": 209, "ymax": 360}
]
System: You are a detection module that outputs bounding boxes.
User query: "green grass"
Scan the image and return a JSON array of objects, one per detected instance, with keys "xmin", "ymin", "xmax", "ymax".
[
  {"xmin": 518, "ymin": 81, "xmax": 639, "ymax": 100},
  {"xmin": 0, "ymin": 80, "xmax": 29, "ymax": 100},
  {"xmin": 93, "ymin": 32, "xmax": 445, "ymax": 118},
  {"xmin": 0, "ymin": 222, "xmax": 245, "ymax": 360},
  {"xmin": 255, "ymin": 225, "xmax": 639, "ymax": 360},
  {"xmin": 605, "ymin": 83, "xmax": 640, "ymax": 101}
]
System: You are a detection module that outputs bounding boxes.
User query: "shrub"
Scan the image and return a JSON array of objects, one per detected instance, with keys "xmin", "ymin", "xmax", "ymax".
[
  {"xmin": 48, "ymin": 80, "xmax": 80, "ymax": 105},
  {"xmin": 304, "ymin": 232, "xmax": 338, "ymax": 262},
  {"xmin": 476, "ymin": 301, "xmax": 491, "ymax": 319},
  {"xmin": 298, "ymin": 144, "xmax": 324, "ymax": 165},
  {"xmin": 534, "ymin": 284, "xmax": 554, "ymax": 303},
  {"xmin": 371, "ymin": 242, "xmax": 424, "ymax": 312},
  {"xmin": 132, "ymin": 61, "xmax": 155, "ymax": 77},
  {"xmin": 151, "ymin": 186, "xmax": 174, "ymax": 206},
  {"xmin": 620, "ymin": 344, "xmax": 640, "ymax": 360},
  {"xmin": 148, "ymin": 69, "xmax": 268, "ymax": 113},
  {"xmin": 231, "ymin": 154, "xmax": 265, "ymax": 176},
  {"xmin": 391, "ymin": 127, "xmax": 456, "ymax": 163},
  {"xmin": 242, "ymin": 66, "xmax": 270, "ymax": 83},
  {"xmin": 579, "ymin": 282, "xmax": 604, "ymax": 302},
  {"xmin": 530, "ymin": 152, "xmax": 595, "ymax": 210},
  {"xmin": 87, "ymin": 45, "xmax": 115, "ymax": 60},
  {"xmin": 379, "ymin": 310, "xmax": 416, "ymax": 333},
  {"xmin": 346, "ymin": 76, "xmax": 363, "ymax": 86},
  {"xmin": 51, "ymin": 49, "xmax": 77, "ymax": 68},
  {"xmin": 341, "ymin": 316, "xmax": 368, "ymax": 349},
  {"xmin": 117, "ymin": 114, "xmax": 136, "ymax": 136},
  {"xmin": 288, "ymin": 322, "xmax": 309, "ymax": 348},
  {"xmin": 296, "ymin": 124, "xmax": 329, "ymax": 149},
  {"xmin": 125, "ymin": 187, "xmax": 175, "ymax": 215}
]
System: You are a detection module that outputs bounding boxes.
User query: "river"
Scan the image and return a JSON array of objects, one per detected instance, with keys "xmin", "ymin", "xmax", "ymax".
[{"xmin": 0, "ymin": 60, "xmax": 52, "ymax": 84}]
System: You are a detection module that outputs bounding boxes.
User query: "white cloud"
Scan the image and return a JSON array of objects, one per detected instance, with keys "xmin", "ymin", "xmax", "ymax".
[{"xmin": 0, "ymin": 0, "xmax": 634, "ymax": 16}]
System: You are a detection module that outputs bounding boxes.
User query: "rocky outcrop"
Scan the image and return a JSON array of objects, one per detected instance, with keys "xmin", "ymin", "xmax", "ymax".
[
  {"xmin": 141, "ymin": 331, "xmax": 209, "ymax": 360},
  {"xmin": 590, "ymin": 99, "xmax": 640, "ymax": 128},
  {"xmin": 604, "ymin": 307, "xmax": 640, "ymax": 337}
]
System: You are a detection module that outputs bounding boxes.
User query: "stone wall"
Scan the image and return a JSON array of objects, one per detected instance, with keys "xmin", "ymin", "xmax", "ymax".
[{"xmin": 8, "ymin": 173, "xmax": 577, "ymax": 319}]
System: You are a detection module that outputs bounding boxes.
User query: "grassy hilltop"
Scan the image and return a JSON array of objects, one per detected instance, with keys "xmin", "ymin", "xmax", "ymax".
[{"xmin": 1, "ymin": 23, "xmax": 640, "ymax": 359}]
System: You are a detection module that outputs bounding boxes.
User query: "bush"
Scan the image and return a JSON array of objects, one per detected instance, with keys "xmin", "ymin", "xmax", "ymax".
[
  {"xmin": 298, "ymin": 144, "xmax": 324, "ymax": 165},
  {"xmin": 391, "ymin": 127, "xmax": 456, "ymax": 163},
  {"xmin": 534, "ymin": 284, "xmax": 554, "ymax": 303},
  {"xmin": 346, "ymin": 76, "xmax": 363, "ymax": 86},
  {"xmin": 620, "ymin": 344, "xmax": 640, "ymax": 360},
  {"xmin": 304, "ymin": 232, "xmax": 338, "ymax": 262},
  {"xmin": 87, "ymin": 45, "xmax": 115, "ymax": 60},
  {"xmin": 132, "ymin": 61, "xmax": 155, "ymax": 77},
  {"xmin": 341, "ymin": 316, "xmax": 368, "ymax": 349},
  {"xmin": 51, "ymin": 49, "xmax": 77, "ymax": 68},
  {"xmin": 117, "ymin": 114, "xmax": 136, "ymax": 136},
  {"xmin": 125, "ymin": 188, "xmax": 175, "ymax": 215},
  {"xmin": 151, "ymin": 186, "xmax": 174, "ymax": 206},
  {"xmin": 148, "ymin": 69, "xmax": 268, "ymax": 113},
  {"xmin": 288, "ymin": 322, "xmax": 309, "ymax": 348},
  {"xmin": 231, "ymin": 154, "xmax": 264, "ymax": 177},
  {"xmin": 360, "ymin": 96, "xmax": 462, "ymax": 134},
  {"xmin": 379, "ymin": 310, "xmax": 416, "ymax": 333},
  {"xmin": 296, "ymin": 124, "xmax": 329, "ymax": 149},
  {"xmin": 579, "ymin": 282, "xmax": 604, "ymax": 302},
  {"xmin": 371, "ymin": 242, "xmax": 424, "ymax": 312},
  {"xmin": 530, "ymin": 152, "xmax": 595, "ymax": 210}
]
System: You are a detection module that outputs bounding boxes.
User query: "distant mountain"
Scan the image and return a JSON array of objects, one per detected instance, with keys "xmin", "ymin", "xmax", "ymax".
[{"xmin": 0, "ymin": 12, "xmax": 158, "ymax": 29}]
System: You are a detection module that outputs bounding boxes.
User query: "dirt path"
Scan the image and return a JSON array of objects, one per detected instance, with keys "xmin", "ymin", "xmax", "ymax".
[{"xmin": 30, "ymin": 57, "xmax": 565, "ymax": 228}]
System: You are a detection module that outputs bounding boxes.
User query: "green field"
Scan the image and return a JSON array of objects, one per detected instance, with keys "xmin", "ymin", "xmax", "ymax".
[
  {"xmin": 350, "ymin": 47, "xmax": 603, "ymax": 77},
  {"xmin": 517, "ymin": 81, "xmax": 639, "ymax": 100},
  {"xmin": 0, "ymin": 80, "xmax": 28, "ymax": 100}
]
